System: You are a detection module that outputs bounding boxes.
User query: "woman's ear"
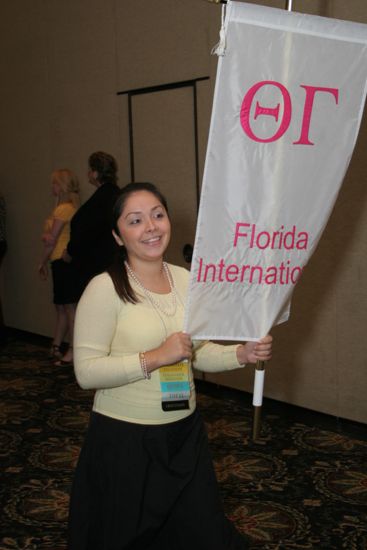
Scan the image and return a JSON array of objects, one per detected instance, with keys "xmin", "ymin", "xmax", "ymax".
[{"xmin": 112, "ymin": 229, "xmax": 124, "ymax": 247}]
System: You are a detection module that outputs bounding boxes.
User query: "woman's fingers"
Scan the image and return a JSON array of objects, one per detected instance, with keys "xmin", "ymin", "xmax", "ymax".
[
  {"xmin": 162, "ymin": 332, "xmax": 193, "ymax": 363},
  {"xmin": 252, "ymin": 334, "xmax": 273, "ymax": 360},
  {"xmin": 254, "ymin": 346, "xmax": 272, "ymax": 360}
]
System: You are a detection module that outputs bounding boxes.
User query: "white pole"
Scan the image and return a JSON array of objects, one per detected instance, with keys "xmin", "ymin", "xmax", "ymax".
[
  {"xmin": 204, "ymin": 0, "xmax": 294, "ymax": 440},
  {"xmin": 252, "ymin": 361, "xmax": 265, "ymax": 440},
  {"xmin": 252, "ymin": 0, "xmax": 293, "ymax": 441}
]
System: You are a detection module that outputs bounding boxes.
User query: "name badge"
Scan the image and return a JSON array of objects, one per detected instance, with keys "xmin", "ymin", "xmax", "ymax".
[{"xmin": 159, "ymin": 361, "xmax": 191, "ymax": 412}]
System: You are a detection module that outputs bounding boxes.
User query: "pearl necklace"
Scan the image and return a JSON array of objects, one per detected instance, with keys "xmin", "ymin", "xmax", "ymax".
[{"xmin": 125, "ymin": 261, "xmax": 177, "ymax": 317}]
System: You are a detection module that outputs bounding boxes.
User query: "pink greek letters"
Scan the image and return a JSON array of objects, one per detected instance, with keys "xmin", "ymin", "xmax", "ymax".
[{"xmin": 240, "ymin": 80, "xmax": 339, "ymax": 145}]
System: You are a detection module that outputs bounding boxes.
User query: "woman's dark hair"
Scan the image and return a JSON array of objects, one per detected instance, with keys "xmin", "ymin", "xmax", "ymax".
[
  {"xmin": 89, "ymin": 151, "xmax": 118, "ymax": 185},
  {"xmin": 107, "ymin": 182, "xmax": 169, "ymax": 303}
]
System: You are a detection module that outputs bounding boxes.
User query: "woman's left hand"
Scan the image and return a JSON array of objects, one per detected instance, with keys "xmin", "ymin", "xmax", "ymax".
[
  {"xmin": 236, "ymin": 334, "xmax": 273, "ymax": 366},
  {"xmin": 38, "ymin": 263, "xmax": 48, "ymax": 281},
  {"xmin": 62, "ymin": 249, "xmax": 72, "ymax": 263}
]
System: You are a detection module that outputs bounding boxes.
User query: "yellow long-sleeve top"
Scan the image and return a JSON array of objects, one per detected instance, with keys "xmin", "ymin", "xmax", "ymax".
[
  {"xmin": 43, "ymin": 202, "xmax": 76, "ymax": 261},
  {"xmin": 74, "ymin": 264, "xmax": 245, "ymax": 425}
]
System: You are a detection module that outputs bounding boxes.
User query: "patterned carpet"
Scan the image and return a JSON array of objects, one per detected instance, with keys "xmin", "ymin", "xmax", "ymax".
[{"xmin": 1, "ymin": 330, "xmax": 367, "ymax": 549}]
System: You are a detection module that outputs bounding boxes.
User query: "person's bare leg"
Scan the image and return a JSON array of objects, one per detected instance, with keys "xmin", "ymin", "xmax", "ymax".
[
  {"xmin": 58, "ymin": 303, "xmax": 76, "ymax": 363},
  {"xmin": 50, "ymin": 304, "xmax": 68, "ymax": 358}
]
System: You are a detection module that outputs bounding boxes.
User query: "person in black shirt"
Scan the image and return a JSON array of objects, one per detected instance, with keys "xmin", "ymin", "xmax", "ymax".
[{"xmin": 63, "ymin": 152, "xmax": 120, "ymax": 300}]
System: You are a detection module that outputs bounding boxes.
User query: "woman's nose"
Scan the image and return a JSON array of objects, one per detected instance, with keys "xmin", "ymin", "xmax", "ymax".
[{"xmin": 145, "ymin": 217, "xmax": 156, "ymax": 231}]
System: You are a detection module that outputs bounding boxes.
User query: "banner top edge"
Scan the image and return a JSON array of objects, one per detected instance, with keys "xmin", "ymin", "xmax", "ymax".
[{"xmin": 228, "ymin": 0, "xmax": 367, "ymax": 43}]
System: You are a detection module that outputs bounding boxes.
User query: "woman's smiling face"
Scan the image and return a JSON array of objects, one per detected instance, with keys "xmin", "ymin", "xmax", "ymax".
[{"xmin": 113, "ymin": 190, "xmax": 171, "ymax": 264}]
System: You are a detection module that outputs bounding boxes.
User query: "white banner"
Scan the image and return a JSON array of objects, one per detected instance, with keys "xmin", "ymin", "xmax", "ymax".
[{"xmin": 184, "ymin": 1, "xmax": 367, "ymax": 341}]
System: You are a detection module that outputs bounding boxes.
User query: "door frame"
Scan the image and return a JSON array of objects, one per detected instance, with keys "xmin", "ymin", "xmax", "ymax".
[{"xmin": 117, "ymin": 77, "xmax": 209, "ymax": 212}]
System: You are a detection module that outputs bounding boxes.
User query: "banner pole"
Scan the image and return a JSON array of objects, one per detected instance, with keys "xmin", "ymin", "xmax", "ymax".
[
  {"xmin": 205, "ymin": 1, "xmax": 293, "ymax": 9},
  {"xmin": 252, "ymin": 360, "xmax": 266, "ymax": 440},
  {"xmin": 252, "ymin": 0, "xmax": 292, "ymax": 442},
  {"xmin": 206, "ymin": 0, "xmax": 293, "ymax": 6},
  {"xmin": 205, "ymin": 0, "xmax": 294, "ymax": 441}
]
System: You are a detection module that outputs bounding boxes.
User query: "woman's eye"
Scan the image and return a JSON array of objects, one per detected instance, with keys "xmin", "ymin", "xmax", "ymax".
[
  {"xmin": 129, "ymin": 218, "xmax": 140, "ymax": 225},
  {"xmin": 154, "ymin": 211, "xmax": 164, "ymax": 219}
]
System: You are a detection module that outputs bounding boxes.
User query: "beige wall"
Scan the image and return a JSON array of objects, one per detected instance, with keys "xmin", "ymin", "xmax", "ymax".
[{"xmin": 1, "ymin": 0, "xmax": 366, "ymax": 423}]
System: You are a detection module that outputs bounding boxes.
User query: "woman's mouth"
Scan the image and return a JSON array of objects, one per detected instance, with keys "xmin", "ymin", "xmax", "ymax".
[{"xmin": 142, "ymin": 236, "xmax": 161, "ymax": 245}]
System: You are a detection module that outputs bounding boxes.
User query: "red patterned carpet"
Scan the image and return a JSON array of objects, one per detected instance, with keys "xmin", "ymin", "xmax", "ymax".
[{"xmin": 1, "ymin": 330, "xmax": 367, "ymax": 549}]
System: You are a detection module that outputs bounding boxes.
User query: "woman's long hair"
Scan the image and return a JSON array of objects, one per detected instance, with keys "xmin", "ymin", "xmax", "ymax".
[
  {"xmin": 107, "ymin": 182, "xmax": 169, "ymax": 303},
  {"xmin": 51, "ymin": 169, "xmax": 80, "ymax": 208}
]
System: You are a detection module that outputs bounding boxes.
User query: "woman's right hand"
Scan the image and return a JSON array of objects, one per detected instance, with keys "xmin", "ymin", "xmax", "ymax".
[
  {"xmin": 42, "ymin": 233, "xmax": 55, "ymax": 246},
  {"xmin": 146, "ymin": 332, "xmax": 193, "ymax": 373}
]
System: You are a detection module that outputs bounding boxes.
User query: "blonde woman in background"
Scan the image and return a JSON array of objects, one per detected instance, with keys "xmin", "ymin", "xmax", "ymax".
[{"xmin": 39, "ymin": 169, "xmax": 80, "ymax": 365}]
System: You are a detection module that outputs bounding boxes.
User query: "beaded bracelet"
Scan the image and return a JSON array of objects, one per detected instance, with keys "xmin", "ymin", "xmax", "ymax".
[{"xmin": 139, "ymin": 352, "xmax": 151, "ymax": 380}]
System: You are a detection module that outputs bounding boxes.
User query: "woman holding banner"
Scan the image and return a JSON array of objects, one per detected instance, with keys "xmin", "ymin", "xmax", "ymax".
[{"xmin": 68, "ymin": 182, "xmax": 272, "ymax": 550}]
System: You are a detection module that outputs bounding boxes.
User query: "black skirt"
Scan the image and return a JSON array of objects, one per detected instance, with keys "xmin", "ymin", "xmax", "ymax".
[
  {"xmin": 51, "ymin": 259, "xmax": 80, "ymax": 305},
  {"xmin": 68, "ymin": 410, "xmax": 246, "ymax": 550}
]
